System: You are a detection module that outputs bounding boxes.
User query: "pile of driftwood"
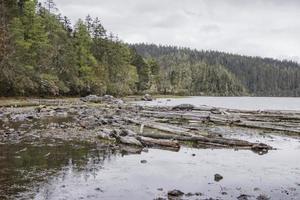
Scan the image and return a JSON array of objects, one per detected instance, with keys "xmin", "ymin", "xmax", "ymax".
[
  {"xmin": 92, "ymin": 102, "xmax": 299, "ymax": 153},
  {"xmin": 134, "ymin": 104, "xmax": 300, "ymax": 134},
  {"xmin": 4, "ymin": 97, "xmax": 298, "ymax": 153}
]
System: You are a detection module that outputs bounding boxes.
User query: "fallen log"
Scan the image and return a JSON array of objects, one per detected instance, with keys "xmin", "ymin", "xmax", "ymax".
[
  {"xmin": 117, "ymin": 135, "xmax": 143, "ymax": 147},
  {"xmin": 138, "ymin": 136, "xmax": 180, "ymax": 149},
  {"xmin": 135, "ymin": 126, "xmax": 272, "ymax": 150},
  {"xmin": 137, "ymin": 109, "xmax": 300, "ymax": 133},
  {"xmin": 124, "ymin": 117, "xmax": 194, "ymax": 137},
  {"xmin": 234, "ymin": 121, "xmax": 300, "ymax": 134}
]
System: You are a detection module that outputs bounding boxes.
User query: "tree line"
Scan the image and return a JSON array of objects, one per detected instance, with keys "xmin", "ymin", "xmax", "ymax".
[
  {"xmin": 1, "ymin": 1, "xmax": 299, "ymax": 97},
  {"xmin": 0, "ymin": 0, "xmax": 157, "ymax": 97},
  {"xmin": 132, "ymin": 43, "xmax": 300, "ymax": 96}
]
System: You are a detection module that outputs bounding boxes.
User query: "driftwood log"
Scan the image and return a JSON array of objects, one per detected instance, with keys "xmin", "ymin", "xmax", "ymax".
[
  {"xmin": 103, "ymin": 103, "xmax": 300, "ymax": 152},
  {"xmin": 129, "ymin": 105, "xmax": 300, "ymax": 135}
]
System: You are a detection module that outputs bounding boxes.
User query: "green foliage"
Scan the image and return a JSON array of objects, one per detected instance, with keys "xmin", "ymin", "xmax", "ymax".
[
  {"xmin": 131, "ymin": 50, "xmax": 150, "ymax": 91},
  {"xmin": 0, "ymin": 0, "xmax": 140, "ymax": 97},
  {"xmin": 132, "ymin": 43, "xmax": 300, "ymax": 96},
  {"xmin": 1, "ymin": 0, "xmax": 299, "ymax": 97}
]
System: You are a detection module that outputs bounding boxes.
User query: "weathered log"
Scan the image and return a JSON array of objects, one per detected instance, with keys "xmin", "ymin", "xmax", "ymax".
[
  {"xmin": 234, "ymin": 121, "xmax": 300, "ymax": 134},
  {"xmin": 118, "ymin": 136, "xmax": 143, "ymax": 147},
  {"xmin": 124, "ymin": 117, "xmax": 194, "ymax": 137},
  {"xmin": 138, "ymin": 136, "xmax": 180, "ymax": 149},
  {"xmin": 132, "ymin": 108, "xmax": 300, "ymax": 135},
  {"xmin": 136, "ymin": 127, "xmax": 272, "ymax": 150}
]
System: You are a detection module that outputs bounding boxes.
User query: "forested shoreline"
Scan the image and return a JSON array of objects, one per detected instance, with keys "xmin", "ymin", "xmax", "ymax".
[
  {"xmin": 133, "ymin": 44, "xmax": 300, "ymax": 97},
  {"xmin": 1, "ymin": 0, "xmax": 300, "ymax": 97}
]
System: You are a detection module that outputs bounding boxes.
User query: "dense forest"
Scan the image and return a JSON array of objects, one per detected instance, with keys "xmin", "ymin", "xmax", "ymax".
[
  {"xmin": 132, "ymin": 44, "xmax": 300, "ymax": 96},
  {"xmin": 0, "ymin": 0, "xmax": 299, "ymax": 97},
  {"xmin": 0, "ymin": 0, "xmax": 155, "ymax": 96}
]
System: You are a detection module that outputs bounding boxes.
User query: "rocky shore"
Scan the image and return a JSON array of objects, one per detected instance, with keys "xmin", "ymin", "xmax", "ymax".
[
  {"xmin": 0, "ymin": 95, "xmax": 281, "ymax": 154},
  {"xmin": 1, "ymin": 95, "xmax": 300, "ymax": 199}
]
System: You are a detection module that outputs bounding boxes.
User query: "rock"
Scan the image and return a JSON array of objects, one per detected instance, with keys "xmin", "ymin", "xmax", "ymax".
[
  {"xmin": 256, "ymin": 194, "xmax": 270, "ymax": 200},
  {"xmin": 80, "ymin": 95, "xmax": 103, "ymax": 103},
  {"xmin": 168, "ymin": 189, "xmax": 184, "ymax": 197},
  {"xmin": 237, "ymin": 194, "xmax": 251, "ymax": 200},
  {"xmin": 103, "ymin": 95, "xmax": 124, "ymax": 104},
  {"xmin": 251, "ymin": 143, "xmax": 270, "ymax": 155},
  {"xmin": 141, "ymin": 94, "xmax": 153, "ymax": 101},
  {"xmin": 185, "ymin": 193, "xmax": 194, "ymax": 197},
  {"xmin": 191, "ymin": 153, "xmax": 196, "ymax": 156},
  {"xmin": 211, "ymin": 108, "xmax": 222, "ymax": 114},
  {"xmin": 221, "ymin": 192, "xmax": 228, "ymax": 195},
  {"xmin": 120, "ymin": 128, "xmax": 137, "ymax": 137},
  {"xmin": 11, "ymin": 114, "xmax": 31, "ymax": 121},
  {"xmin": 157, "ymin": 188, "xmax": 163, "ymax": 191},
  {"xmin": 95, "ymin": 187, "xmax": 104, "ymax": 192},
  {"xmin": 172, "ymin": 104, "xmax": 195, "ymax": 111},
  {"xmin": 119, "ymin": 136, "xmax": 143, "ymax": 147},
  {"xmin": 80, "ymin": 95, "xmax": 124, "ymax": 104},
  {"xmin": 78, "ymin": 121, "xmax": 88, "ymax": 129},
  {"xmin": 97, "ymin": 130, "xmax": 113, "ymax": 140},
  {"xmin": 214, "ymin": 173, "xmax": 223, "ymax": 182},
  {"xmin": 103, "ymin": 95, "xmax": 114, "ymax": 101},
  {"xmin": 140, "ymin": 160, "xmax": 147, "ymax": 164}
]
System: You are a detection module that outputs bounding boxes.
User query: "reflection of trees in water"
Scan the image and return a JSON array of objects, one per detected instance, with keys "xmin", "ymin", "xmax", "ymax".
[{"xmin": 0, "ymin": 141, "xmax": 117, "ymax": 199}]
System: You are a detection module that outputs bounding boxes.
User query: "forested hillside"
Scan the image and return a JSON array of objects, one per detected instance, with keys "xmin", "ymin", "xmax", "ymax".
[
  {"xmin": 1, "ymin": 1, "xmax": 299, "ymax": 97},
  {"xmin": 0, "ymin": 0, "xmax": 155, "ymax": 96},
  {"xmin": 132, "ymin": 44, "xmax": 300, "ymax": 96}
]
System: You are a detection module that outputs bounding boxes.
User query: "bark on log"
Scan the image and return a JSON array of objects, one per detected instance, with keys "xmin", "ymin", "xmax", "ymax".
[
  {"xmin": 138, "ymin": 136, "xmax": 180, "ymax": 149},
  {"xmin": 128, "ymin": 108, "xmax": 300, "ymax": 135}
]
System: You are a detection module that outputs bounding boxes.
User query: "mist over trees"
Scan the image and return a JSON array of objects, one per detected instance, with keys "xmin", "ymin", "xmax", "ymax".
[{"xmin": 0, "ymin": 0, "xmax": 299, "ymax": 97}]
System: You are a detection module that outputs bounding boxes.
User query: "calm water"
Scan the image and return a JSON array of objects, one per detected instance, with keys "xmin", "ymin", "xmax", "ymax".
[
  {"xmin": 1, "ymin": 97, "xmax": 300, "ymax": 199},
  {"xmin": 137, "ymin": 96, "xmax": 300, "ymax": 111},
  {"xmin": 1, "ymin": 130, "xmax": 299, "ymax": 200},
  {"xmin": 35, "ymin": 136, "xmax": 300, "ymax": 200}
]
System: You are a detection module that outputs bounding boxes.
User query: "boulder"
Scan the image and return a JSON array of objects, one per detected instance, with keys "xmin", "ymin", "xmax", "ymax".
[
  {"xmin": 172, "ymin": 104, "xmax": 195, "ymax": 111},
  {"xmin": 103, "ymin": 95, "xmax": 114, "ymax": 101},
  {"xmin": 80, "ymin": 94, "xmax": 124, "ymax": 104},
  {"xmin": 214, "ymin": 173, "xmax": 223, "ymax": 182},
  {"xmin": 251, "ymin": 143, "xmax": 270, "ymax": 155},
  {"xmin": 237, "ymin": 194, "xmax": 252, "ymax": 200},
  {"xmin": 80, "ymin": 95, "xmax": 103, "ymax": 103},
  {"xmin": 141, "ymin": 94, "xmax": 153, "ymax": 101},
  {"xmin": 168, "ymin": 190, "xmax": 184, "ymax": 198},
  {"xmin": 256, "ymin": 194, "xmax": 270, "ymax": 200}
]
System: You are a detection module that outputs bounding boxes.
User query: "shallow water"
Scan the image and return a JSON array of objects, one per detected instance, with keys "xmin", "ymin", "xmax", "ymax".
[
  {"xmin": 1, "ymin": 98, "xmax": 300, "ymax": 199},
  {"xmin": 1, "ymin": 131, "xmax": 299, "ymax": 200},
  {"xmin": 138, "ymin": 96, "xmax": 300, "ymax": 111}
]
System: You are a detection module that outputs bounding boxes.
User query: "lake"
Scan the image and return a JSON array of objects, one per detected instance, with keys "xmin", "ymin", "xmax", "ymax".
[{"xmin": 137, "ymin": 96, "xmax": 300, "ymax": 111}]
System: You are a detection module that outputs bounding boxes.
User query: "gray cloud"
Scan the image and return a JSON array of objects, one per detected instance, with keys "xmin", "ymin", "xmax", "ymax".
[{"xmin": 54, "ymin": 0, "xmax": 300, "ymax": 62}]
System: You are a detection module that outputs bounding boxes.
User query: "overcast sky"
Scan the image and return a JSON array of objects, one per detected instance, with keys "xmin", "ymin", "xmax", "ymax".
[{"xmin": 55, "ymin": 0, "xmax": 300, "ymax": 62}]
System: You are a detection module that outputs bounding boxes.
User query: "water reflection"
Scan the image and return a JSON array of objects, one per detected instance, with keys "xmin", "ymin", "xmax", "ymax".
[
  {"xmin": 1, "ymin": 134, "xmax": 300, "ymax": 200},
  {"xmin": 0, "ymin": 141, "xmax": 116, "ymax": 199}
]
